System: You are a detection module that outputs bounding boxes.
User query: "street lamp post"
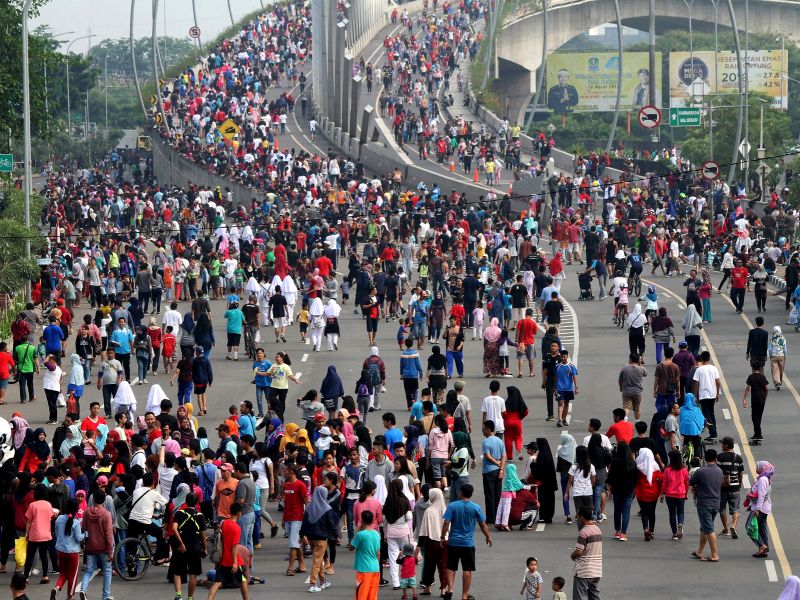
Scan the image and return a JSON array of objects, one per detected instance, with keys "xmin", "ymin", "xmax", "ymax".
[
  {"xmin": 44, "ymin": 31, "xmax": 75, "ymax": 139},
  {"xmin": 64, "ymin": 34, "xmax": 95, "ymax": 136},
  {"xmin": 104, "ymin": 54, "xmax": 109, "ymax": 141}
]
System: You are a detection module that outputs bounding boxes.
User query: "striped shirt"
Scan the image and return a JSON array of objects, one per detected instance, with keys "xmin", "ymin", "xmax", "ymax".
[{"xmin": 573, "ymin": 523, "xmax": 603, "ymax": 578}]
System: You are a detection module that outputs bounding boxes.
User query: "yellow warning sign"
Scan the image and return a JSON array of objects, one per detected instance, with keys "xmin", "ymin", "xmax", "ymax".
[
  {"xmin": 219, "ymin": 118, "xmax": 240, "ymax": 140},
  {"xmin": 149, "ymin": 95, "xmax": 157, "ymax": 105}
]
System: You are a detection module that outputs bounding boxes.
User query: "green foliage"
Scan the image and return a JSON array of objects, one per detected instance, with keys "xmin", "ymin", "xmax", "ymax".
[
  {"xmin": 89, "ymin": 37, "xmax": 196, "ymax": 81},
  {"xmin": 29, "ymin": 129, "xmax": 123, "ymax": 167},
  {"xmin": 0, "ymin": 185, "xmax": 46, "ymax": 295}
]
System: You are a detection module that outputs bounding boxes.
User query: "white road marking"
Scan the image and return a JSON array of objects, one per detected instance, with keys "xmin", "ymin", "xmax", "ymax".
[
  {"xmin": 535, "ymin": 522, "xmax": 546, "ymax": 532},
  {"xmin": 305, "ymin": 339, "xmax": 310, "ymax": 345},
  {"xmin": 766, "ymin": 560, "xmax": 778, "ymax": 582},
  {"xmin": 301, "ymin": 353, "xmax": 308, "ymax": 362},
  {"xmin": 295, "ymin": 372, "xmax": 302, "ymax": 379},
  {"xmin": 565, "ymin": 414, "xmax": 572, "ymax": 425},
  {"xmin": 733, "ymin": 443, "xmax": 741, "ymax": 455},
  {"xmin": 723, "ymin": 408, "xmax": 732, "ymax": 420},
  {"xmin": 743, "ymin": 474, "xmax": 752, "ymax": 488}
]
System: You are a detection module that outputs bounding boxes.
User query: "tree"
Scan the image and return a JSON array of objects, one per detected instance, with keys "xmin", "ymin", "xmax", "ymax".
[{"xmin": 0, "ymin": 185, "xmax": 46, "ymax": 295}]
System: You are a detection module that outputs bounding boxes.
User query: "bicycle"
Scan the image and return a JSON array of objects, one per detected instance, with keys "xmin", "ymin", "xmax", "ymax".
[
  {"xmin": 243, "ymin": 324, "xmax": 257, "ymax": 361},
  {"xmin": 629, "ymin": 270, "xmax": 642, "ymax": 298},
  {"xmin": 113, "ymin": 530, "xmax": 168, "ymax": 581}
]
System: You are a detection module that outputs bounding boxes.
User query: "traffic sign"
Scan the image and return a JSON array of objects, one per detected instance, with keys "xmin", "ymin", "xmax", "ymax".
[
  {"xmin": 668, "ymin": 107, "xmax": 701, "ymax": 127},
  {"xmin": 189, "ymin": 26, "xmax": 201, "ymax": 39},
  {"xmin": 701, "ymin": 160, "xmax": 720, "ymax": 180},
  {"xmin": 149, "ymin": 95, "xmax": 157, "ymax": 106},
  {"xmin": 219, "ymin": 118, "xmax": 240, "ymax": 140},
  {"xmin": 0, "ymin": 154, "xmax": 12, "ymax": 173},
  {"xmin": 738, "ymin": 139, "xmax": 751, "ymax": 158},
  {"xmin": 638, "ymin": 105, "xmax": 661, "ymax": 129},
  {"xmin": 757, "ymin": 161, "xmax": 772, "ymax": 176}
]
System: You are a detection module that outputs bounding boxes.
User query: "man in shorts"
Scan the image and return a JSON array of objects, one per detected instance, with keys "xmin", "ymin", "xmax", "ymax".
[
  {"xmin": 618, "ymin": 352, "xmax": 646, "ymax": 420},
  {"xmin": 515, "ymin": 308, "xmax": 538, "ymax": 378},
  {"xmin": 689, "ymin": 449, "xmax": 723, "ymax": 562},
  {"xmin": 717, "ymin": 437, "xmax": 744, "ymax": 539},
  {"xmin": 555, "ymin": 350, "xmax": 579, "ymax": 427},
  {"xmin": 509, "ymin": 275, "xmax": 528, "ymax": 329},
  {"xmin": 441, "ymin": 484, "xmax": 493, "ymax": 600},
  {"xmin": 171, "ymin": 492, "xmax": 207, "ymax": 600},
  {"xmin": 268, "ymin": 286, "xmax": 289, "ymax": 343},
  {"xmin": 208, "ymin": 502, "xmax": 248, "ymax": 600}
]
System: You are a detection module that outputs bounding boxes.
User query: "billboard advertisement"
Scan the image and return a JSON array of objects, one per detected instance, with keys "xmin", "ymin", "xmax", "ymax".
[
  {"xmin": 668, "ymin": 50, "xmax": 788, "ymax": 108},
  {"xmin": 546, "ymin": 52, "xmax": 662, "ymax": 113}
]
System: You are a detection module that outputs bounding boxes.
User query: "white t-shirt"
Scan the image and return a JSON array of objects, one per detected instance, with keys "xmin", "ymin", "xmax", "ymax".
[
  {"xmin": 129, "ymin": 487, "xmax": 168, "ymax": 524},
  {"xmin": 693, "ymin": 364, "xmax": 720, "ymax": 400},
  {"xmin": 582, "ymin": 434, "xmax": 612, "ymax": 450},
  {"xmin": 250, "ymin": 456, "xmax": 273, "ymax": 491},
  {"xmin": 157, "ymin": 464, "xmax": 176, "ymax": 499},
  {"xmin": 568, "ymin": 464, "xmax": 596, "ymax": 497},
  {"xmin": 481, "ymin": 395, "xmax": 507, "ymax": 433},
  {"xmin": 162, "ymin": 309, "xmax": 182, "ymax": 332}
]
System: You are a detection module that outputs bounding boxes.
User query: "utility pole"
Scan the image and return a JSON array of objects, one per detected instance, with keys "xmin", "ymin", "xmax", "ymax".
[
  {"xmin": 743, "ymin": 0, "xmax": 750, "ymax": 186},
  {"xmin": 648, "ymin": 0, "xmax": 656, "ymax": 113},
  {"xmin": 606, "ymin": 0, "xmax": 623, "ymax": 153},
  {"xmin": 104, "ymin": 54, "xmax": 109, "ymax": 141},
  {"xmin": 130, "ymin": 0, "xmax": 148, "ymax": 119},
  {"xmin": 22, "ymin": 0, "xmax": 33, "ymax": 301}
]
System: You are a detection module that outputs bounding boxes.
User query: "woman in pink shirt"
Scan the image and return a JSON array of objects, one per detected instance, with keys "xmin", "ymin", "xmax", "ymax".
[
  {"xmin": 354, "ymin": 479, "xmax": 384, "ymax": 531},
  {"xmin": 24, "ymin": 484, "xmax": 54, "ymax": 583},
  {"xmin": 426, "ymin": 415, "xmax": 454, "ymax": 490},
  {"xmin": 661, "ymin": 450, "xmax": 689, "ymax": 541}
]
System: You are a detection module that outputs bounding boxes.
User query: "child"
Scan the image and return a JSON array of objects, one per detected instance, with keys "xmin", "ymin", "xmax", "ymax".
[
  {"xmin": 496, "ymin": 463, "xmax": 523, "ymax": 531},
  {"xmin": 315, "ymin": 425, "xmax": 332, "ymax": 464},
  {"xmin": 613, "ymin": 281, "xmax": 629, "ymax": 324},
  {"xmin": 498, "ymin": 328, "xmax": 517, "ymax": 377},
  {"xmin": 520, "ymin": 556, "xmax": 543, "ymax": 600},
  {"xmin": 472, "ymin": 300, "xmax": 485, "ymax": 340},
  {"xmin": 397, "ymin": 319, "xmax": 411, "ymax": 350},
  {"xmin": 397, "ymin": 542, "xmax": 420, "ymax": 600},
  {"xmin": 341, "ymin": 280, "xmax": 350, "ymax": 305},
  {"xmin": 741, "ymin": 363, "xmax": 769, "ymax": 442},
  {"xmin": 37, "ymin": 335, "xmax": 47, "ymax": 367},
  {"xmin": 551, "ymin": 576, "xmax": 566, "ymax": 600},
  {"xmin": 644, "ymin": 285, "xmax": 659, "ymax": 330},
  {"xmin": 162, "ymin": 325, "xmax": 177, "ymax": 375},
  {"xmin": 298, "ymin": 301, "xmax": 310, "ymax": 342}
]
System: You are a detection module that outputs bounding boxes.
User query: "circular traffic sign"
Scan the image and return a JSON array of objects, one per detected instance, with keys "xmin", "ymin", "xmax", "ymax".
[
  {"xmin": 702, "ymin": 160, "xmax": 720, "ymax": 180},
  {"xmin": 638, "ymin": 105, "xmax": 661, "ymax": 129},
  {"xmin": 189, "ymin": 26, "xmax": 201, "ymax": 39}
]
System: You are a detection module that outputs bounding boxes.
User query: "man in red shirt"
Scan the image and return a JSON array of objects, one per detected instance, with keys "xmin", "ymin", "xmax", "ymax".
[
  {"xmin": 208, "ymin": 502, "xmax": 247, "ymax": 600},
  {"xmin": 729, "ymin": 258, "xmax": 750, "ymax": 314},
  {"xmin": 515, "ymin": 308, "xmax": 539, "ymax": 378},
  {"xmin": 283, "ymin": 465, "xmax": 308, "ymax": 575},
  {"xmin": 606, "ymin": 408, "xmax": 634, "ymax": 444},
  {"xmin": 81, "ymin": 402, "xmax": 107, "ymax": 434},
  {"xmin": 0, "ymin": 341, "xmax": 15, "ymax": 406},
  {"xmin": 315, "ymin": 253, "xmax": 333, "ymax": 278}
]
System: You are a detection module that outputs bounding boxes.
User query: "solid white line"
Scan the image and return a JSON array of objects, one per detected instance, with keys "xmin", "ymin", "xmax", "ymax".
[
  {"xmin": 565, "ymin": 414, "xmax": 572, "ymax": 425},
  {"xmin": 568, "ymin": 402, "xmax": 573, "ymax": 413},
  {"xmin": 723, "ymin": 408, "xmax": 732, "ymax": 420},
  {"xmin": 743, "ymin": 474, "xmax": 752, "ymax": 488},
  {"xmin": 561, "ymin": 297, "xmax": 580, "ymax": 366},
  {"xmin": 766, "ymin": 560, "xmax": 778, "ymax": 582},
  {"xmin": 301, "ymin": 353, "xmax": 309, "ymax": 362},
  {"xmin": 535, "ymin": 522, "xmax": 546, "ymax": 532}
]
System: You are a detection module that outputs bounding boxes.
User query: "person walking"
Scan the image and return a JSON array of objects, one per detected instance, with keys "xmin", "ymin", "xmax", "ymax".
[
  {"xmin": 606, "ymin": 441, "xmax": 637, "ymax": 542},
  {"xmin": 480, "ymin": 418, "xmax": 506, "ymax": 526},
  {"xmin": 570, "ymin": 505, "xmax": 603, "ymax": 600},
  {"xmin": 441, "ymin": 483, "xmax": 493, "ymax": 600},
  {"xmin": 564, "ymin": 446, "xmax": 595, "ymax": 524},
  {"xmin": 207, "ymin": 503, "xmax": 248, "ymax": 600},
  {"xmin": 747, "ymin": 461, "xmax": 774, "ymax": 558},
  {"xmin": 768, "ymin": 325, "xmax": 788, "ymax": 390},
  {"xmin": 350, "ymin": 510, "xmax": 381, "ymax": 600},
  {"xmin": 80, "ymin": 490, "xmax": 114, "ymax": 600},
  {"xmin": 746, "ymin": 316, "xmax": 769, "ymax": 370},
  {"xmin": 618, "ymin": 353, "xmax": 646, "ymax": 421},
  {"xmin": 693, "ymin": 351, "xmax": 720, "ymax": 444},
  {"xmin": 13, "ymin": 337, "xmax": 38, "ymax": 405},
  {"xmin": 742, "ymin": 362, "xmax": 769, "ymax": 442},
  {"xmin": 661, "ymin": 450, "xmax": 689, "ymax": 540},
  {"xmin": 728, "ymin": 258, "xmax": 749, "ymax": 314},
  {"xmin": 634, "ymin": 448, "xmax": 662, "ymax": 541},
  {"xmin": 689, "ymin": 449, "xmax": 723, "ymax": 562},
  {"xmin": 717, "ymin": 437, "xmax": 744, "ymax": 539},
  {"xmin": 300, "ymin": 487, "xmax": 339, "ymax": 592}
]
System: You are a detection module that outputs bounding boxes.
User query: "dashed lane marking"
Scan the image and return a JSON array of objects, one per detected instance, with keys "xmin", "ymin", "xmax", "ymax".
[
  {"xmin": 301, "ymin": 353, "xmax": 308, "ymax": 362},
  {"xmin": 723, "ymin": 408, "xmax": 732, "ymax": 420},
  {"xmin": 767, "ymin": 560, "xmax": 779, "ymax": 582},
  {"xmin": 536, "ymin": 522, "xmax": 546, "ymax": 532}
]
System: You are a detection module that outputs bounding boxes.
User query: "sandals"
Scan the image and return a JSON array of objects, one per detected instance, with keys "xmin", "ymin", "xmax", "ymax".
[{"xmin": 286, "ymin": 570, "xmax": 295, "ymax": 576}]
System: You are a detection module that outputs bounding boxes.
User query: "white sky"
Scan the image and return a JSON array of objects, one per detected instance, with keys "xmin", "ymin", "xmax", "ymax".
[{"xmin": 32, "ymin": 0, "xmax": 266, "ymax": 52}]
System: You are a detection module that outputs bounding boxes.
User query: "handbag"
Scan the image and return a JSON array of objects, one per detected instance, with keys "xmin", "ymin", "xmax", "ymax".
[{"xmin": 745, "ymin": 512, "xmax": 759, "ymax": 542}]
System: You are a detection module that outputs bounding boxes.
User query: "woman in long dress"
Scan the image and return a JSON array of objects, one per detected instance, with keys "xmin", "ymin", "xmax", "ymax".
[
  {"xmin": 282, "ymin": 273, "xmax": 299, "ymax": 323},
  {"xmin": 482, "ymin": 317, "xmax": 503, "ymax": 377},
  {"xmin": 323, "ymin": 298, "xmax": 341, "ymax": 351},
  {"xmin": 531, "ymin": 437, "xmax": 558, "ymax": 523},
  {"xmin": 309, "ymin": 296, "xmax": 325, "ymax": 352}
]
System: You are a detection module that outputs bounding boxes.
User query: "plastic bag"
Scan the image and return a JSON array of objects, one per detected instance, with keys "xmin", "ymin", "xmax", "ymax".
[
  {"xmin": 255, "ymin": 329, "xmax": 261, "ymax": 343},
  {"xmin": 56, "ymin": 393, "xmax": 66, "ymax": 408},
  {"xmin": 746, "ymin": 513, "xmax": 759, "ymax": 542},
  {"xmin": 14, "ymin": 538, "xmax": 27, "ymax": 569}
]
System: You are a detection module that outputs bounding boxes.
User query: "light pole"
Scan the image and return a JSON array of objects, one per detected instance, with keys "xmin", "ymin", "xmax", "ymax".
[
  {"xmin": 130, "ymin": 0, "xmax": 148, "ymax": 119},
  {"xmin": 709, "ymin": 0, "xmax": 719, "ymax": 94},
  {"xmin": 44, "ymin": 31, "xmax": 75, "ymax": 138},
  {"xmin": 22, "ymin": 0, "xmax": 33, "ymax": 300},
  {"xmin": 104, "ymin": 54, "xmax": 109, "ymax": 141},
  {"xmin": 681, "ymin": 0, "xmax": 696, "ymax": 91},
  {"xmin": 777, "ymin": 36, "xmax": 786, "ymax": 110},
  {"xmin": 725, "ymin": 0, "xmax": 744, "ymax": 184},
  {"xmin": 191, "ymin": 0, "xmax": 203, "ymax": 52},
  {"xmin": 64, "ymin": 34, "xmax": 95, "ymax": 136},
  {"xmin": 525, "ymin": 0, "xmax": 548, "ymax": 131},
  {"xmin": 606, "ymin": 0, "xmax": 623, "ymax": 153},
  {"xmin": 227, "ymin": 0, "xmax": 235, "ymax": 27}
]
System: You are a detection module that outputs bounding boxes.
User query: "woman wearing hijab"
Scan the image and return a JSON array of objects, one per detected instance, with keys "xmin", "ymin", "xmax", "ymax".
[
  {"xmin": 264, "ymin": 417, "xmax": 286, "ymax": 461},
  {"xmin": 177, "ymin": 313, "xmax": 196, "ymax": 358},
  {"xmin": 320, "ymin": 365, "xmax": 345, "ymax": 418},
  {"xmin": 282, "ymin": 274, "xmax": 299, "ymax": 323},
  {"xmin": 193, "ymin": 312, "xmax": 215, "ymax": 358},
  {"xmin": 634, "ymin": 447, "xmax": 662, "ymax": 541},
  {"xmin": 300, "ymin": 487, "xmax": 339, "ymax": 592},
  {"xmin": 530, "ymin": 437, "xmax": 558, "ymax": 523},
  {"xmin": 482, "ymin": 317, "xmax": 503, "ymax": 377},
  {"xmin": 503, "ymin": 386, "xmax": 528, "ymax": 461},
  {"xmin": 699, "ymin": 269, "xmax": 713, "ymax": 322},
  {"xmin": 549, "ymin": 252, "xmax": 564, "ymax": 292},
  {"xmin": 59, "ymin": 425, "xmax": 83, "ymax": 463},
  {"xmin": 748, "ymin": 461, "xmax": 774, "ymax": 558},
  {"xmin": 679, "ymin": 392, "xmax": 705, "ymax": 459},
  {"xmin": 651, "ymin": 307, "xmax": 676, "ymax": 364},
  {"xmin": 19, "ymin": 428, "xmax": 51, "ymax": 474},
  {"xmin": 425, "ymin": 346, "xmax": 448, "ymax": 405},
  {"xmin": 383, "ymin": 478, "xmax": 413, "ymax": 589},
  {"xmin": 429, "ymin": 293, "xmax": 446, "ymax": 343},
  {"xmin": 448, "ymin": 430, "xmax": 472, "ymax": 504},
  {"xmin": 626, "ymin": 303, "xmax": 647, "ymax": 357},
  {"xmin": 768, "ymin": 326, "xmax": 788, "ymax": 390},
  {"xmin": 323, "ymin": 298, "xmax": 342, "ymax": 351},
  {"xmin": 113, "ymin": 380, "xmax": 137, "ymax": 423},
  {"xmin": 752, "ymin": 263, "xmax": 769, "ymax": 312},
  {"xmin": 606, "ymin": 441, "xmax": 638, "ymax": 541},
  {"xmin": 778, "ymin": 576, "xmax": 800, "ymax": 600},
  {"xmin": 418, "ymin": 487, "xmax": 447, "ymax": 596},
  {"xmin": 496, "ymin": 462, "xmax": 524, "ymax": 531},
  {"xmin": 557, "ymin": 433, "xmax": 577, "ymax": 524},
  {"xmin": 309, "ymin": 296, "xmax": 325, "ymax": 352},
  {"xmin": 681, "ymin": 305, "xmax": 702, "ymax": 358}
]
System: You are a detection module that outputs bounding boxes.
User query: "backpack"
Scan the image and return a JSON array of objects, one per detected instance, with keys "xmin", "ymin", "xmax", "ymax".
[
  {"xmin": 367, "ymin": 361, "xmax": 382, "ymax": 386},
  {"xmin": 357, "ymin": 381, "xmax": 370, "ymax": 397},
  {"xmin": 209, "ymin": 525, "xmax": 224, "ymax": 565}
]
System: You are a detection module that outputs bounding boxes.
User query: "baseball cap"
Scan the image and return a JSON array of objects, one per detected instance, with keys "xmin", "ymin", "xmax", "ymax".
[
  {"xmin": 678, "ymin": 340, "xmax": 688, "ymax": 348},
  {"xmin": 219, "ymin": 462, "xmax": 234, "ymax": 472},
  {"xmin": 314, "ymin": 413, "xmax": 326, "ymax": 422},
  {"xmin": 96, "ymin": 475, "xmax": 109, "ymax": 487}
]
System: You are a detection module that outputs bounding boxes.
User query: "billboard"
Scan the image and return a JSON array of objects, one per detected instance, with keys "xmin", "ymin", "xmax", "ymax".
[
  {"xmin": 546, "ymin": 52, "xmax": 662, "ymax": 113},
  {"xmin": 669, "ymin": 50, "xmax": 788, "ymax": 108}
]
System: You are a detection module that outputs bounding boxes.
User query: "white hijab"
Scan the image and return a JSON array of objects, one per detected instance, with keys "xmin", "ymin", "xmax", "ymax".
[
  {"xmin": 323, "ymin": 299, "xmax": 341, "ymax": 318},
  {"xmin": 245, "ymin": 276, "xmax": 261, "ymax": 294},
  {"xmin": 269, "ymin": 275, "xmax": 283, "ymax": 295},
  {"xmin": 626, "ymin": 303, "xmax": 646, "ymax": 328},
  {"xmin": 242, "ymin": 225, "xmax": 254, "ymax": 243},
  {"xmin": 309, "ymin": 296, "xmax": 324, "ymax": 317},
  {"xmin": 146, "ymin": 383, "xmax": 169, "ymax": 413},
  {"xmin": 113, "ymin": 381, "xmax": 137, "ymax": 417},
  {"xmin": 635, "ymin": 447, "xmax": 659, "ymax": 484},
  {"xmin": 373, "ymin": 474, "xmax": 388, "ymax": 504},
  {"xmin": 282, "ymin": 274, "xmax": 298, "ymax": 303}
]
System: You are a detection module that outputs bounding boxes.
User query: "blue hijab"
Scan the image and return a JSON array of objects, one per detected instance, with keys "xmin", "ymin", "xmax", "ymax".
[
  {"xmin": 679, "ymin": 392, "xmax": 705, "ymax": 436},
  {"xmin": 320, "ymin": 365, "xmax": 344, "ymax": 400}
]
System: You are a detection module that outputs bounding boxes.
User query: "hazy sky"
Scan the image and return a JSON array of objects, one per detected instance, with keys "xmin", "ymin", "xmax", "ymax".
[{"xmin": 32, "ymin": 0, "xmax": 266, "ymax": 51}]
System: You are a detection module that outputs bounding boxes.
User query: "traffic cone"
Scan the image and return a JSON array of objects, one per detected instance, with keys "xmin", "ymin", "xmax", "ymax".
[
  {"xmin": 449, "ymin": 158, "xmax": 455, "ymax": 172},
  {"xmin": 508, "ymin": 183, "xmax": 513, "ymax": 195},
  {"xmin": 473, "ymin": 168, "xmax": 479, "ymax": 183}
]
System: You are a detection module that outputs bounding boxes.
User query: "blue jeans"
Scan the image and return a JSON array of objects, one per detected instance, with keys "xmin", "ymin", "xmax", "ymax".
[
  {"xmin": 136, "ymin": 356, "xmax": 149, "ymax": 381},
  {"xmin": 345, "ymin": 498, "xmax": 357, "ymax": 542},
  {"xmin": 82, "ymin": 553, "xmax": 112, "ymax": 600},
  {"xmin": 665, "ymin": 496, "xmax": 685, "ymax": 535},
  {"xmin": 177, "ymin": 380, "xmax": 193, "ymax": 405},
  {"xmin": 592, "ymin": 480, "xmax": 605, "ymax": 520},
  {"xmin": 612, "ymin": 490, "xmax": 633, "ymax": 534},
  {"xmin": 238, "ymin": 511, "xmax": 255, "ymax": 554},
  {"xmin": 655, "ymin": 341, "xmax": 671, "ymax": 364},
  {"xmin": 255, "ymin": 385, "xmax": 269, "ymax": 416},
  {"xmin": 446, "ymin": 350, "xmax": 464, "ymax": 377},
  {"xmin": 560, "ymin": 473, "xmax": 571, "ymax": 517}
]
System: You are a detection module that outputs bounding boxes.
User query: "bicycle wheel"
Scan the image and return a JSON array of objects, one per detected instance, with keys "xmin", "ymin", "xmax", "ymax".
[
  {"xmin": 633, "ymin": 276, "xmax": 642, "ymax": 298},
  {"xmin": 113, "ymin": 536, "xmax": 150, "ymax": 581}
]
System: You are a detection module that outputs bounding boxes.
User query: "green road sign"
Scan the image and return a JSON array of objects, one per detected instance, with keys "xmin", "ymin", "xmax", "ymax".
[
  {"xmin": 669, "ymin": 107, "xmax": 701, "ymax": 127},
  {"xmin": 0, "ymin": 154, "xmax": 12, "ymax": 173}
]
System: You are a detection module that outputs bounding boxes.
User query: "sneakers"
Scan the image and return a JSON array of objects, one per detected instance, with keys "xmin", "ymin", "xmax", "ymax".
[
  {"xmin": 322, "ymin": 581, "xmax": 332, "ymax": 590},
  {"xmin": 557, "ymin": 420, "xmax": 563, "ymax": 427},
  {"xmin": 618, "ymin": 534, "xmax": 628, "ymax": 541},
  {"xmin": 599, "ymin": 513, "xmax": 607, "ymax": 522},
  {"xmin": 254, "ymin": 543, "xmax": 262, "ymax": 549},
  {"xmin": 80, "ymin": 593, "xmax": 87, "ymax": 600},
  {"xmin": 545, "ymin": 415, "xmax": 555, "ymax": 422},
  {"xmin": 379, "ymin": 578, "xmax": 390, "ymax": 587},
  {"xmin": 677, "ymin": 524, "xmax": 684, "ymax": 540},
  {"xmin": 308, "ymin": 585, "xmax": 322, "ymax": 593},
  {"xmin": 565, "ymin": 517, "xmax": 573, "ymax": 525},
  {"xmin": 51, "ymin": 589, "xmax": 57, "ymax": 600}
]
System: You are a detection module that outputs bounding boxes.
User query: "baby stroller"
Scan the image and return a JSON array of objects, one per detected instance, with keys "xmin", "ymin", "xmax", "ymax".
[{"xmin": 577, "ymin": 272, "xmax": 594, "ymax": 300}]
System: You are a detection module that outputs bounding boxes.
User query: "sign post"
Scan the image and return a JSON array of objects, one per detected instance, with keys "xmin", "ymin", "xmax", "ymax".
[
  {"xmin": 701, "ymin": 160, "xmax": 720, "ymax": 180},
  {"xmin": 189, "ymin": 26, "xmax": 201, "ymax": 39},
  {"xmin": 668, "ymin": 107, "xmax": 702, "ymax": 127},
  {"xmin": 637, "ymin": 105, "xmax": 661, "ymax": 129}
]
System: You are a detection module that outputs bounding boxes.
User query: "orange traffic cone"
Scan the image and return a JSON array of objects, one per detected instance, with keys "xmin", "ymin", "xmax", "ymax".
[
  {"xmin": 449, "ymin": 158, "xmax": 455, "ymax": 172},
  {"xmin": 473, "ymin": 168, "xmax": 479, "ymax": 183},
  {"xmin": 508, "ymin": 183, "xmax": 513, "ymax": 195}
]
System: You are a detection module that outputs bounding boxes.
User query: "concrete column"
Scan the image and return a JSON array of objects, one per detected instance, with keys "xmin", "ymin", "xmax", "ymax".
[
  {"xmin": 359, "ymin": 105, "xmax": 374, "ymax": 145},
  {"xmin": 325, "ymin": 0, "xmax": 337, "ymax": 122},
  {"xmin": 349, "ymin": 75, "xmax": 362, "ymax": 137},
  {"xmin": 334, "ymin": 22, "xmax": 348, "ymax": 126},
  {"xmin": 311, "ymin": 0, "xmax": 325, "ymax": 115},
  {"xmin": 342, "ymin": 53, "xmax": 356, "ymax": 133}
]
